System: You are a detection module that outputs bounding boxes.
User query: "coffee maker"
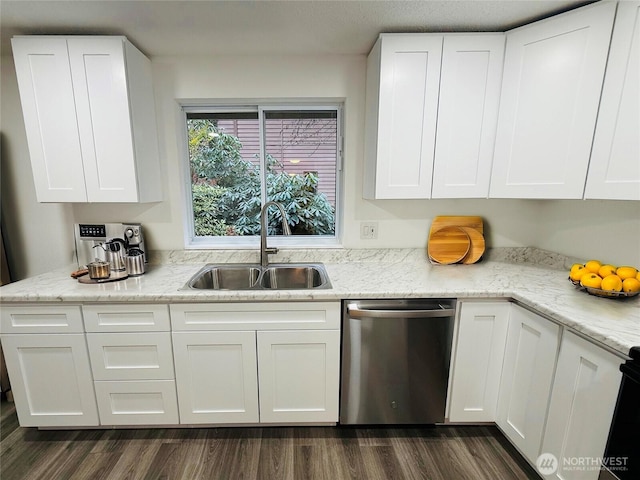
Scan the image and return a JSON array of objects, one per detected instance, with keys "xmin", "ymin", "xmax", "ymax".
[{"xmin": 74, "ymin": 223, "xmax": 146, "ymax": 267}]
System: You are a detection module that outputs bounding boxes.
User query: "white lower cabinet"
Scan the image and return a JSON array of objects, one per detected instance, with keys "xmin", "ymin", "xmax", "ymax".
[
  {"xmin": 172, "ymin": 331, "xmax": 259, "ymax": 424},
  {"xmin": 448, "ymin": 301, "xmax": 625, "ymax": 475},
  {"xmin": 1, "ymin": 333, "xmax": 99, "ymax": 427},
  {"xmin": 257, "ymin": 330, "xmax": 340, "ymax": 423},
  {"xmin": 540, "ymin": 332, "xmax": 623, "ymax": 480},
  {"xmin": 0, "ymin": 305, "xmax": 99, "ymax": 427},
  {"xmin": 496, "ymin": 304, "xmax": 561, "ymax": 463},
  {"xmin": 170, "ymin": 302, "xmax": 341, "ymax": 425},
  {"xmin": 448, "ymin": 301, "xmax": 510, "ymax": 422},
  {"xmin": 87, "ymin": 332, "xmax": 179, "ymax": 426},
  {"xmin": 83, "ymin": 305, "xmax": 178, "ymax": 426}
]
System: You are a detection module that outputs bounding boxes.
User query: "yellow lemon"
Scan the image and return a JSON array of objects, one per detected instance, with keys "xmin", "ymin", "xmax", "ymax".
[
  {"xmin": 584, "ymin": 260, "xmax": 602, "ymax": 274},
  {"xmin": 580, "ymin": 273, "xmax": 602, "ymax": 289},
  {"xmin": 616, "ymin": 266, "xmax": 638, "ymax": 280},
  {"xmin": 598, "ymin": 264, "xmax": 617, "ymax": 278},
  {"xmin": 569, "ymin": 265, "xmax": 588, "ymax": 282},
  {"xmin": 636, "ymin": 271, "xmax": 640, "ymax": 282},
  {"xmin": 622, "ymin": 278, "xmax": 640, "ymax": 293},
  {"xmin": 570, "ymin": 263, "xmax": 584, "ymax": 275},
  {"xmin": 601, "ymin": 274, "xmax": 623, "ymax": 292}
]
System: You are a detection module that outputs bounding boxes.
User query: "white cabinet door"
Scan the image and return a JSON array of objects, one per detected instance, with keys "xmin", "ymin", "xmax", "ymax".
[
  {"xmin": 497, "ymin": 305, "xmax": 560, "ymax": 463},
  {"xmin": 541, "ymin": 332, "xmax": 623, "ymax": 480},
  {"xmin": 11, "ymin": 35, "xmax": 161, "ymax": 204},
  {"xmin": 490, "ymin": 1, "xmax": 616, "ymax": 199},
  {"xmin": 172, "ymin": 331, "xmax": 259, "ymax": 424},
  {"xmin": 67, "ymin": 38, "xmax": 139, "ymax": 202},
  {"xmin": 257, "ymin": 330, "xmax": 340, "ymax": 423},
  {"xmin": 585, "ymin": 1, "xmax": 640, "ymax": 200},
  {"xmin": 448, "ymin": 301, "xmax": 510, "ymax": 422},
  {"xmin": 364, "ymin": 34, "xmax": 443, "ymax": 199},
  {"xmin": 1, "ymin": 334, "xmax": 99, "ymax": 427},
  {"xmin": 432, "ymin": 35, "xmax": 504, "ymax": 199},
  {"xmin": 10, "ymin": 37, "xmax": 88, "ymax": 202}
]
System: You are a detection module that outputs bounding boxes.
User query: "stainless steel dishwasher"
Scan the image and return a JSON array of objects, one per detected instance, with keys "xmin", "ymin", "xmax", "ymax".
[{"xmin": 340, "ymin": 299, "xmax": 455, "ymax": 425}]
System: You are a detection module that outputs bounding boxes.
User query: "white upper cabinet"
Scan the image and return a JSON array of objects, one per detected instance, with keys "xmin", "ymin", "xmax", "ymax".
[
  {"xmin": 364, "ymin": 33, "xmax": 504, "ymax": 200},
  {"xmin": 432, "ymin": 35, "xmax": 505, "ymax": 198},
  {"xmin": 12, "ymin": 36, "xmax": 162, "ymax": 203},
  {"xmin": 490, "ymin": 1, "xmax": 617, "ymax": 199},
  {"xmin": 585, "ymin": 1, "xmax": 640, "ymax": 201},
  {"xmin": 10, "ymin": 38, "xmax": 87, "ymax": 202},
  {"xmin": 364, "ymin": 34, "xmax": 442, "ymax": 199}
]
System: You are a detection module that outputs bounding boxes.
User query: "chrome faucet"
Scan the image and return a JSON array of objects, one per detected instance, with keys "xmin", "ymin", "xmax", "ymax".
[{"xmin": 260, "ymin": 201, "xmax": 291, "ymax": 267}]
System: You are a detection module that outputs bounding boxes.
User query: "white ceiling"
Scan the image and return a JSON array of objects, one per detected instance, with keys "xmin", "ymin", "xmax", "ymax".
[{"xmin": 1, "ymin": 0, "xmax": 594, "ymax": 58}]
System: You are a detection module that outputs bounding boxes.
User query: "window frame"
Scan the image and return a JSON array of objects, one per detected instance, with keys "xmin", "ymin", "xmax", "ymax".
[{"xmin": 180, "ymin": 102, "xmax": 344, "ymax": 249}]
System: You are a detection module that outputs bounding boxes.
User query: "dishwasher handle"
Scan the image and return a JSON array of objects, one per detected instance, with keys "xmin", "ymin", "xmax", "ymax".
[{"xmin": 347, "ymin": 303, "xmax": 456, "ymax": 319}]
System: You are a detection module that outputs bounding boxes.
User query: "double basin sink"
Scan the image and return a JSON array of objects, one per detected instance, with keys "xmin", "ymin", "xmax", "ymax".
[{"xmin": 184, "ymin": 263, "xmax": 331, "ymax": 290}]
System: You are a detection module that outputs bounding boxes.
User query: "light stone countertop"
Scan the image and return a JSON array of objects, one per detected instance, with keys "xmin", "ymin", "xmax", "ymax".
[{"xmin": 1, "ymin": 248, "xmax": 638, "ymax": 356}]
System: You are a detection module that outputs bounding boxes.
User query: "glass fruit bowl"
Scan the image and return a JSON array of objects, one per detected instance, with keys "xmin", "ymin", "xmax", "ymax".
[{"xmin": 568, "ymin": 278, "xmax": 640, "ymax": 299}]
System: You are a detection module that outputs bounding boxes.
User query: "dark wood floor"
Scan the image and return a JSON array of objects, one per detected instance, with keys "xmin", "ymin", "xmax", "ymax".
[{"xmin": 0, "ymin": 398, "xmax": 539, "ymax": 480}]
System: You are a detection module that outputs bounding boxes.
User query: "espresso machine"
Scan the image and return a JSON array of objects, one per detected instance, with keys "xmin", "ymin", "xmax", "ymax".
[{"xmin": 74, "ymin": 223, "xmax": 146, "ymax": 268}]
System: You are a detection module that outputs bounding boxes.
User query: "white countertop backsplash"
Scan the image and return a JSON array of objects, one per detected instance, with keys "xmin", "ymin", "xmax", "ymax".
[{"xmin": 1, "ymin": 247, "xmax": 637, "ymax": 356}]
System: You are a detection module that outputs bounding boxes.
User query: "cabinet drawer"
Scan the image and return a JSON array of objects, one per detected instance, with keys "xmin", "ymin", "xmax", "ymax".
[
  {"xmin": 170, "ymin": 302, "xmax": 340, "ymax": 331},
  {"xmin": 83, "ymin": 304, "xmax": 170, "ymax": 332},
  {"xmin": 94, "ymin": 380, "xmax": 179, "ymax": 425},
  {"xmin": 87, "ymin": 333, "xmax": 174, "ymax": 380},
  {"xmin": 0, "ymin": 305, "xmax": 83, "ymax": 333}
]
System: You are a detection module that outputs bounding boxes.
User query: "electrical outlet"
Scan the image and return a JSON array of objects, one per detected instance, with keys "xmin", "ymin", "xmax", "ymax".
[{"xmin": 361, "ymin": 222, "xmax": 378, "ymax": 240}]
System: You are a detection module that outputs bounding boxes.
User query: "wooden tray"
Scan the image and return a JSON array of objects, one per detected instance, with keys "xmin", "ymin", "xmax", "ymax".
[
  {"xmin": 459, "ymin": 226, "xmax": 486, "ymax": 264},
  {"xmin": 429, "ymin": 216, "xmax": 483, "ymax": 236},
  {"xmin": 428, "ymin": 226, "xmax": 471, "ymax": 264},
  {"xmin": 78, "ymin": 270, "xmax": 129, "ymax": 284},
  {"xmin": 428, "ymin": 216, "xmax": 485, "ymax": 264}
]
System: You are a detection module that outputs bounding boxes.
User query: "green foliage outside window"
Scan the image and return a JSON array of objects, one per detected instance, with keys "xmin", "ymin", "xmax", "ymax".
[{"xmin": 189, "ymin": 119, "xmax": 336, "ymax": 237}]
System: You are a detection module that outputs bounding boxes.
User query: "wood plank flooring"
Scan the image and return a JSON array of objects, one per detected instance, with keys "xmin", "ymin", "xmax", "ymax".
[{"xmin": 0, "ymin": 399, "xmax": 539, "ymax": 480}]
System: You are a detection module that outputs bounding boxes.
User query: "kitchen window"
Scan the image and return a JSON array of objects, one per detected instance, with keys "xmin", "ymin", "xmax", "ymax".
[{"xmin": 182, "ymin": 104, "xmax": 342, "ymax": 248}]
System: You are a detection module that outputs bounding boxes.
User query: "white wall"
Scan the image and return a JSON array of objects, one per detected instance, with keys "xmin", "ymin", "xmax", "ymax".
[
  {"xmin": 535, "ymin": 200, "xmax": 640, "ymax": 267},
  {"xmin": 1, "ymin": 52, "xmax": 639, "ymax": 281}
]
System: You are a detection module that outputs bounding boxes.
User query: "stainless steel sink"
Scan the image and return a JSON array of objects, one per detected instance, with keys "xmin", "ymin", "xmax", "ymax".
[
  {"xmin": 261, "ymin": 265, "xmax": 329, "ymax": 289},
  {"xmin": 186, "ymin": 264, "xmax": 261, "ymax": 290},
  {"xmin": 184, "ymin": 263, "xmax": 331, "ymax": 290}
]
